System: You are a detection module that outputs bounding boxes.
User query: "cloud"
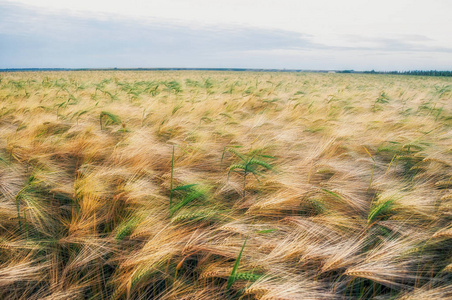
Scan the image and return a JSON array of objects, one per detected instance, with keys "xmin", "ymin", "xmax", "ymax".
[
  {"xmin": 0, "ymin": 3, "xmax": 317, "ymax": 68},
  {"xmin": 1, "ymin": 2, "xmax": 451, "ymax": 70},
  {"xmin": 341, "ymin": 34, "xmax": 452, "ymax": 53}
]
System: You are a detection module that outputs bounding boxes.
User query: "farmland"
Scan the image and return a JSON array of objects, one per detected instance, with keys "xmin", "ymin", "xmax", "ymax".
[{"xmin": 0, "ymin": 71, "xmax": 451, "ymax": 299}]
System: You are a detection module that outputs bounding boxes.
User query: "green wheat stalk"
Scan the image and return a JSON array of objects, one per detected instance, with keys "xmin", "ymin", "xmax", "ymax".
[
  {"xmin": 227, "ymin": 150, "xmax": 273, "ymax": 198},
  {"xmin": 368, "ymin": 198, "xmax": 395, "ymax": 224},
  {"xmin": 99, "ymin": 111, "xmax": 121, "ymax": 130}
]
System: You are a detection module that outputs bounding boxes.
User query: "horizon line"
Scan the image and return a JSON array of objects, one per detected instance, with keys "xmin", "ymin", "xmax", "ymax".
[{"xmin": 1, "ymin": 67, "xmax": 452, "ymax": 74}]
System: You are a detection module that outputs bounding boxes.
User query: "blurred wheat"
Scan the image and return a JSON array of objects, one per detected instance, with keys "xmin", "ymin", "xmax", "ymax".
[{"xmin": 0, "ymin": 71, "xmax": 450, "ymax": 299}]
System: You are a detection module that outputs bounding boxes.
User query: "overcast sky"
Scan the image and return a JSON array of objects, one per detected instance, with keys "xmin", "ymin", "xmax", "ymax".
[{"xmin": 1, "ymin": 0, "xmax": 451, "ymax": 70}]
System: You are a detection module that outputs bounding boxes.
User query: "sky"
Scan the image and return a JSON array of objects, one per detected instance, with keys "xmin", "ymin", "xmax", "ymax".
[{"xmin": 1, "ymin": 0, "xmax": 451, "ymax": 70}]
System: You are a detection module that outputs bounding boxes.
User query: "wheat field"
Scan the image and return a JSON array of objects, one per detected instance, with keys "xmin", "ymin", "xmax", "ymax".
[{"xmin": 0, "ymin": 71, "xmax": 451, "ymax": 299}]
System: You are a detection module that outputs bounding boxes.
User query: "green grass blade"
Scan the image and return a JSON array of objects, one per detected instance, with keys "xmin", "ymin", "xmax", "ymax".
[
  {"xmin": 170, "ymin": 145, "xmax": 175, "ymax": 210},
  {"xmin": 257, "ymin": 229, "xmax": 277, "ymax": 234},
  {"xmin": 227, "ymin": 237, "xmax": 248, "ymax": 289},
  {"xmin": 170, "ymin": 190, "xmax": 204, "ymax": 215},
  {"xmin": 321, "ymin": 188, "xmax": 343, "ymax": 200},
  {"xmin": 172, "ymin": 184, "xmax": 198, "ymax": 191},
  {"xmin": 15, "ymin": 195, "xmax": 22, "ymax": 234}
]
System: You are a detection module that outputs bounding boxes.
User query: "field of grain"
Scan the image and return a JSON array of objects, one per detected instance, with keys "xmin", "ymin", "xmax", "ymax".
[{"xmin": 0, "ymin": 71, "xmax": 451, "ymax": 299}]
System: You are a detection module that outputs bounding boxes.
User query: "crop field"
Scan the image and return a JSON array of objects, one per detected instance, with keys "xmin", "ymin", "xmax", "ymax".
[{"xmin": 0, "ymin": 71, "xmax": 451, "ymax": 299}]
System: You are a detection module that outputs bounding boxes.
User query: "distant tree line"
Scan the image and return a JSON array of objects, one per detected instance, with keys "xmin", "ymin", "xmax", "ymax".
[{"xmin": 361, "ymin": 70, "xmax": 452, "ymax": 77}]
